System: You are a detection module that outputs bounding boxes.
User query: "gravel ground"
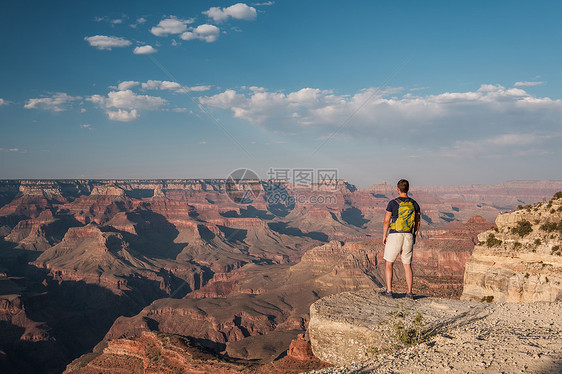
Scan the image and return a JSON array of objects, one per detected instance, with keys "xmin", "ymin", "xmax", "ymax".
[{"xmin": 306, "ymin": 301, "xmax": 562, "ymax": 374}]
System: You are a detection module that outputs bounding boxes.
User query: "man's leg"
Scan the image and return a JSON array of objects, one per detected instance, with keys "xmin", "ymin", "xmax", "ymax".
[
  {"xmin": 401, "ymin": 233, "xmax": 414, "ymax": 294},
  {"xmin": 403, "ymin": 263, "xmax": 413, "ymax": 293},
  {"xmin": 385, "ymin": 261, "xmax": 394, "ymax": 292}
]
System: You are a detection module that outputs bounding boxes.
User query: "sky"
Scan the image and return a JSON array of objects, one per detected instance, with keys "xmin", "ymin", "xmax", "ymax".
[{"xmin": 1, "ymin": 0, "xmax": 561, "ymax": 187}]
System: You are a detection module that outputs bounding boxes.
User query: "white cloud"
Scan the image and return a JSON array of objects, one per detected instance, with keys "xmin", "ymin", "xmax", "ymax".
[
  {"xmin": 188, "ymin": 85, "xmax": 213, "ymax": 92},
  {"xmin": 111, "ymin": 19, "xmax": 123, "ymax": 25},
  {"xmin": 181, "ymin": 24, "xmax": 220, "ymax": 42},
  {"xmin": 199, "ymin": 141, "xmax": 208, "ymax": 144},
  {"xmin": 134, "ymin": 45, "xmax": 158, "ymax": 54},
  {"xmin": 514, "ymin": 81, "xmax": 544, "ymax": 87},
  {"xmin": 142, "ymin": 80, "xmax": 181, "ymax": 91},
  {"xmin": 199, "ymin": 84, "xmax": 562, "ymax": 151},
  {"xmin": 141, "ymin": 80, "xmax": 211, "ymax": 93},
  {"xmin": 438, "ymin": 132, "xmax": 556, "ymax": 158},
  {"xmin": 89, "ymin": 90, "xmax": 166, "ymax": 110},
  {"xmin": 24, "ymin": 92, "xmax": 81, "ymax": 112},
  {"xmin": 88, "ymin": 90, "xmax": 166, "ymax": 121},
  {"xmin": 253, "ymin": 1, "xmax": 275, "ymax": 5},
  {"xmin": 84, "ymin": 35, "xmax": 132, "ymax": 50},
  {"xmin": 203, "ymin": 3, "xmax": 257, "ymax": 22},
  {"xmin": 107, "ymin": 109, "xmax": 138, "ymax": 122},
  {"xmin": 151, "ymin": 16, "xmax": 194, "ymax": 36},
  {"xmin": 117, "ymin": 81, "xmax": 139, "ymax": 91},
  {"xmin": 130, "ymin": 17, "xmax": 147, "ymax": 29},
  {"xmin": 0, "ymin": 98, "xmax": 6, "ymax": 106},
  {"xmin": 80, "ymin": 124, "xmax": 92, "ymax": 130},
  {"xmin": 486, "ymin": 133, "xmax": 544, "ymax": 146}
]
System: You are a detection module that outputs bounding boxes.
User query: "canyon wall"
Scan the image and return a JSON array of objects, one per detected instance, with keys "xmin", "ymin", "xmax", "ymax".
[{"xmin": 461, "ymin": 193, "xmax": 562, "ymax": 302}]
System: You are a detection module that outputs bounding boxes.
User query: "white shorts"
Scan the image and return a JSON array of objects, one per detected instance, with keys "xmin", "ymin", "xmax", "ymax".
[{"xmin": 384, "ymin": 233, "xmax": 414, "ymax": 264}]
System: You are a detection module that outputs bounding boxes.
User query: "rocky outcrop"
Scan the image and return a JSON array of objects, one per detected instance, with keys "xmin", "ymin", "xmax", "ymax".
[
  {"xmin": 307, "ymin": 289, "xmax": 486, "ymax": 366},
  {"xmin": 461, "ymin": 194, "xmax": 562, "ymax": 302},
  {"xmin": 306, "ymin": 296, "xmax": 562, "ymax": 374},
  {"xmin": 64, "ymin": 331, "xmax": 244, "ymax": 373}
]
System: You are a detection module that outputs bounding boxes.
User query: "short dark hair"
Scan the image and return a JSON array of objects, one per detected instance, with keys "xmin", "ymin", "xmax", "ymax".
[{"xmin": 397, "ymin": 179, "xmax": 409, "ymax": 193}]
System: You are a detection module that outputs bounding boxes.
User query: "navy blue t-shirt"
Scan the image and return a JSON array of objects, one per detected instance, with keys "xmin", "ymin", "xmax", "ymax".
[{"xmin": 386, "ymin": 197, "xmax": 420, "ymax": 234}]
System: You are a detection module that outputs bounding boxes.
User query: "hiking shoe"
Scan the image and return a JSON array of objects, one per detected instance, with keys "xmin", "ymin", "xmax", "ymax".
[
  {"xmin": 378, "ymin": 290, "xmax": 394, "ymax": 298},
  {"xmin": 406, "ymin": 292, "xmax": 414, "ymax": 300}
]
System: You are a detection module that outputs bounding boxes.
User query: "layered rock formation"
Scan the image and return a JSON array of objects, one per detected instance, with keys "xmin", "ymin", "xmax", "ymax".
[
  {"xmin": 461, "ymin": 193, "xmax": 562, "ymax": 302},
  {"xmin": 71, "ymin": 240, "xmax": 381, "ymax": 369},
  {"xmin": 65, "ymin": 331, "xmax": 245, "ymax": 373},
  {"xmin": 2, "ymin": 179, "xmax": 562, "ymax": 373}
]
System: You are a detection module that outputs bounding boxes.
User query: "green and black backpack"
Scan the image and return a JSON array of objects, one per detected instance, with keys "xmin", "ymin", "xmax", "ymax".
[{"xmin": 390, "ymin": 198, "xmax": 416, "ymax": 233}]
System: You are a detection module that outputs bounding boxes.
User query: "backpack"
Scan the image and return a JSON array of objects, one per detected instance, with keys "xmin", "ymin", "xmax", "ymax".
[{"xmin": 390, "ymin": 198, "xmax": 415, "ymax": 233}]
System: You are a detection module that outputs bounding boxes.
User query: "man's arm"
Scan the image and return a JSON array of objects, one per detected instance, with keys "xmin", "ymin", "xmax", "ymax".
[{"xmin": 383, "ymin": 211, "xmax": 392, "ymax": 244}]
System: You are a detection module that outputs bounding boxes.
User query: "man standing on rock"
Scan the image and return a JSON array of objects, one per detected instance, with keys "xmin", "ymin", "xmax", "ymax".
[{"xmin": 380, "ymin": 179, "xmax": 421, "ymax": 299}]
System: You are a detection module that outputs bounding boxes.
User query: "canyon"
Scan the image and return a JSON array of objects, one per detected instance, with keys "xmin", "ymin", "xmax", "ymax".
[{"xmin": 1, "ymin": 179, "xmax": 561, "ymax": 373}]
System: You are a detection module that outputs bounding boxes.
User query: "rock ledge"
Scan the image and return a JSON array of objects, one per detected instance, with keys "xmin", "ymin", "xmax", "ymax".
[{"xmin": 308, "ymin": 289, "xmax": 486, "ymax": 365}]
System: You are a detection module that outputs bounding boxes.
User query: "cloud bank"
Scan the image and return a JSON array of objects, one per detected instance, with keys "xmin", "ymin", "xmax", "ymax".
[{"xmin": 199, "ymin": 84, "xmax": 562, "ymax": 155}]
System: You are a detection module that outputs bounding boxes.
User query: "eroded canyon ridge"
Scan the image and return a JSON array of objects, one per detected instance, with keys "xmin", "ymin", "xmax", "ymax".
[{"xmin": 1, "ymin": 179, "xmax": 561, "ymax": 373}]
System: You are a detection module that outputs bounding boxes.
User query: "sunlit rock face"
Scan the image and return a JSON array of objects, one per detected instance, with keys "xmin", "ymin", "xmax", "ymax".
[{"xmin": 462, "ymin": 194, "xmax": 562, "ymax": 302}]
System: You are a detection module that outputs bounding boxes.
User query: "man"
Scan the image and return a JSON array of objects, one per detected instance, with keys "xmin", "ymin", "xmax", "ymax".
[{"xmin": 379, "ymin": 179, "xmax": 421, "ymax": 299}]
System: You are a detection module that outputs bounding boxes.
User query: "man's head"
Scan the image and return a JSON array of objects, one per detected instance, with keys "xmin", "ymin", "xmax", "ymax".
[{"xmin": 397, "ymin": 179, "xmax": 409, "ymax": 193}]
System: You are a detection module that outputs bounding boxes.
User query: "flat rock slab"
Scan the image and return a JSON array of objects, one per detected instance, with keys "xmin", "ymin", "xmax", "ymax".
[{"xmin": 308, "ymin": 289, "xmax": 487, "ymax": 365}]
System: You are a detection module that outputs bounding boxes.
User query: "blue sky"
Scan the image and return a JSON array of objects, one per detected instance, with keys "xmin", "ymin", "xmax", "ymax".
[{"xmin": 1, "ymin": 0, "xmax": 561, "ymax": 187}]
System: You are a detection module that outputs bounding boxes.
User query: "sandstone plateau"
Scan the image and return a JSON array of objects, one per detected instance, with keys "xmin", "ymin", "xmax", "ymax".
[{"xmin": 1, "ymin": 179, "xmax": 561, "ymax": 373}]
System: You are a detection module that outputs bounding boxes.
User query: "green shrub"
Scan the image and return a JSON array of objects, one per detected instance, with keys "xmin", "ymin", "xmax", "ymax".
[
  {"xmin": 540, "ymin": 221, "xmax": 562, "ymax": 234},
  {"xmin": 514, "ymin": 241, "xmax": 522, "ymax": 249},
  {"xmin": 486, "ymin": 233, "xmax": 502, "ymax": 247},
  {"xmin": 482, "ymin": 296, "xmax": 494, "ymax": 303},
  {"xmin": 553, "ymin": 191, "xmax": 562, "ymax": 200},
  {"xmin": 492, "ymin": 226, "xmax": 499, "ymax": 232},
  {"xmin": 534, "ymin": 239, "xmax": 542, "ymax": 246},
  {"xmin": 540, "ymin": 222, "xmax": 558, "ymax": 232},
  {"xmin": 512, "ymin": 220, "xmax": 533, "ymax": 237},
  {"xmin": 524, "ymin": 273, "xmax": 530, "ymax": 278},
  {"xmin": 391, "ymin": 310, "xmax": 426, "ymax": 346},
  {"xmin": 378, "ymin": 307, "xmax": 427, "ymax": 353},
  {"xmin": 552, "ymin": 245, "xmax": 561, "ymax": 255}
]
